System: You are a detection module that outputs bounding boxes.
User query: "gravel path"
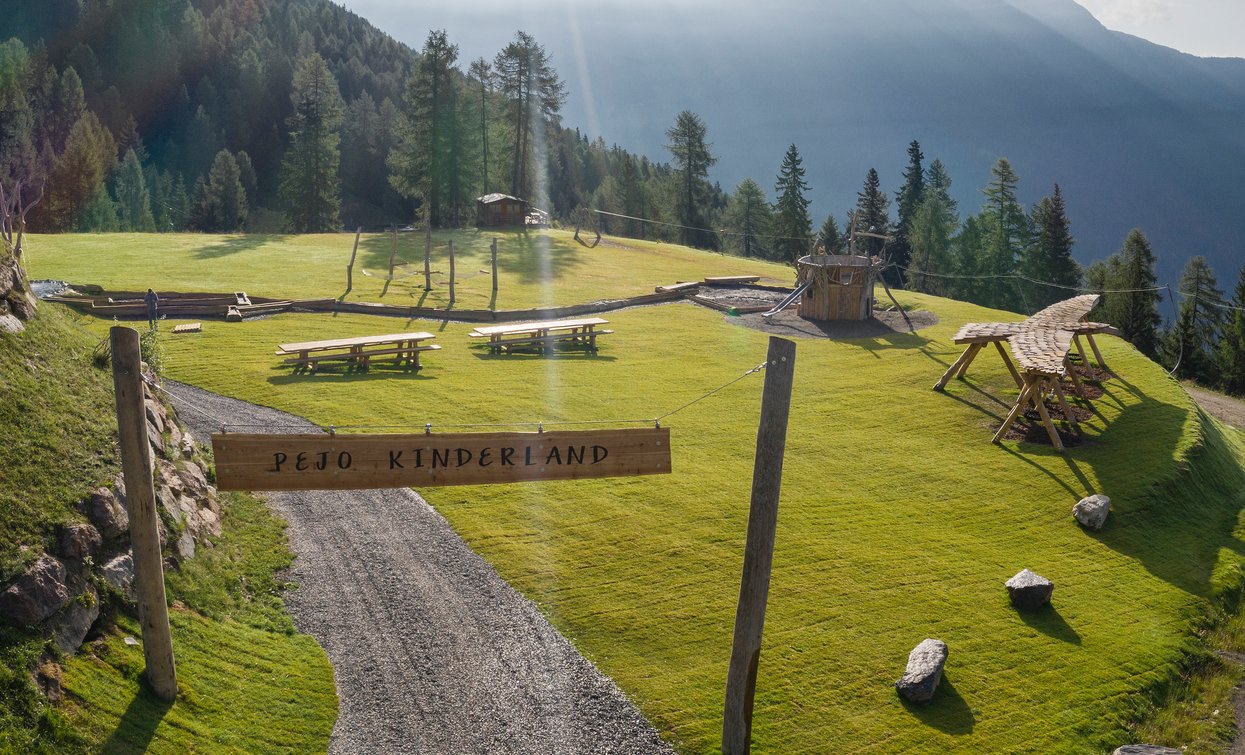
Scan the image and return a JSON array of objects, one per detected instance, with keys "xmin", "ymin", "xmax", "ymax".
[
  {"xmin": 1186, "ymin": 385, "xmax": 1245, "ymax": 430},
  {"xmin": 165, "ymin": 380, "xmax": 675, "ymax": 755}
]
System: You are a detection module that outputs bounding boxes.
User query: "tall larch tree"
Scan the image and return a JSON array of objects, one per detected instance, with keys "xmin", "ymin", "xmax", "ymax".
[
  {"xmin": 977, "ymin": 158, "xmax": 1029, "ymax": 311},
  {"xmin": 1023, "ymin": 184, "xmax": 1080, "ymax": 309},
  {"xmin": 665, "ymin": 110, "xmax": 716, "ymax": 248},
  {"xmin": 818, "ymin": 214, "xmax": 844, "ymax": 254},
  {"xmin": 772, "ymin": 144, "xmax": 813, "ymax": 263},
  {"xmin": 1219, "ymin": 264, "xmax": 1245, "ymax": 395},
  {"xmin": 390, "ymin": 31, "xmax": 462, "ymax": 227},
  {"xmin": 467, "ymin": 57, "xmax": 493, "ymax": 195},
  {"xmin": 1161, "ymin": 256, "xmax": 1226, "ymax": 383},
  {"xmin": 853, "ymin": 168, "xmax": 890, "ymax": 258},
  {"xmin": 1104, "ymin": 229, "xmax": 1163, "ymax": 358},
  {"xmin": 280, "ymin": 53, "xmax": 343, "ymax": 232},
  {"xmin": 890, "ymin": 139, "xmax": 925, "ymax": 287},
  {"xmin": 194, "ymin": 149, "xmax": 246, "ymax": 232},
  {"xmin": 494, "ymin": 31, "xmax": 565, "ymax": 207},
  {"xmin": 722, "ymin": 178, "xmax": 771, "ymax": 259}
]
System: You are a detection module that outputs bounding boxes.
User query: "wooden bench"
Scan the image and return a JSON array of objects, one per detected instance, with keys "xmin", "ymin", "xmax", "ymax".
[
  {"xmin": 468, "ymin": 317, "xmax": 612, "ymax": 354},
  {"xmin": 276, "ymin": 332, "xmax": 439, "ymax": 373}
]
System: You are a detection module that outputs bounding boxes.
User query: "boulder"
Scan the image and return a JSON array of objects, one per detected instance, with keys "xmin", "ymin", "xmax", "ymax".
[
  {"xmin": 0, "ymin": 313, "xmax": 23, "ymax": 334},
  {"xmin": 100, "ymin": 553, "xmax": 135, "ymax": 601},
  {"xmin": 895, "ymin": 638, "xmax": 947, "ymax": 703},
  {"xmin": 1006, "ymin": 569, "xmax": 1054, "ymax": 611},
  {"xmin": 179, "ymin": 462, "xmax": 211, "ymax": 500},
  {"xmin": 1111, "ymin": 746, "xmax": 1181, "ymax": 755},
  {"xmin": 1073, "ymin": 494, "xmax": 1111, "ymax": 531},
  {"xmin": 58, "ymin": 523, "xmax": 102, "ymax": 560},
  {"xmin": 0, "ymin": 554, "xmax": 71, "ymax": 626},
  {"xmin": 50, "ymin": 586, "xmax": 99, "ymax": 653},
  {"xmin": 86, "ymin": 486, "xmax": 129, "ymax": 541},
  {"xmin": 145, "ymin": 399, "xmax": 164, "ymax": 434},
  {"xmin": 179, "ymin": 431, "xmax": 196, "ymax": 459},
  {"xmin": 175, "ymin": 530, "xmax": 196, "ymax": 562}
]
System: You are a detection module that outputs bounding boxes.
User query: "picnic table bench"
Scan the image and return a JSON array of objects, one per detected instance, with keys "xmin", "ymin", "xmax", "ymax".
[
  {"xmin": 468, "ymin": 317, "xmax": 612, "ymax": 354},
  {"xmin": 276, "ymin": 332, "xmax": 439, "ymax": 373},
  {"xmin": 932, "ymin": 294, "xmax": 1123, "ymax": 452}
]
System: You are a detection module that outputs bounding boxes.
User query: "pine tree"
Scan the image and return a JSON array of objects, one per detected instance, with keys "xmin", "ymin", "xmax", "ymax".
[
  {"xmin": 772, "ymin": 144, "xmax": 812, "ymax": 262},
  {"xmin": 722, "ymin": 178, "xmax": 771, "ymax": 258},
  {"xmin": 235, "ymin": 151, "xmax": 258, "ymax": 211},
  {"xmin": 0, "ymin": 39, "xmax": 37, "ymax": 186},
  {"xmin": 279, "ymin": 53, "xmax": 343, "ymax": 232},
  {"xmin": 976, "ymin": 158, "xmax": 1029, "ymax": 311},
  {"xmin": 1103, "ymin": 229, "xmax": 1163, "ymax": 358},
  {"xmin": 1219, "ymin": 264, "xmax": 1245, "ymax": 395},
  {"xmin": 907, "ymin": 192, "xmax": 958, "ymax": 296},
  {"xmin": 113, "ymin": 148, "xmax": 155, "ymax": 231},
  {"xmin": 194, "ymin": 149, "xmax": 246, "ymax": 231},
  {"xmin": 1023, "ymin": 184, "xmax": 1080, "ymax": 309},
  {"xmin": 35, "ymin": 110, "xmax": 115, "ymax": 231},
  {"xmin": 76, "ymin": 184, "xmax": 118, "ymax": 231},
  {"xmin": 665, "ymin": 110, "xmax": 716, "ymax": 248},
  {"xmin": 890, "ymin": 139, "xmax": 925, "ymax": 286},
  {"xmin": 925, "ymin": 158, "xmax": 956, "ymax": 215},
  {"xmin": 494, "ymin": 31, "xmax": 565, "ymax": 206},
  {"xmin": 853, "ymin": 168, "xmax": 890, "ymax": 258},
  {"xmin": 818, "ymin": 214, "xmax": 844, "ymax": 254},
  {"xmin": 390, "ymin": 31, "xmax": 462, "ymax": 227},
  {"xmin": 467, "ymin": 57, "xmax": 493, "ymax": 195},
  {"xmin": 1161, "ymin": 256, "xmax": 1226, "ymax": 383}
]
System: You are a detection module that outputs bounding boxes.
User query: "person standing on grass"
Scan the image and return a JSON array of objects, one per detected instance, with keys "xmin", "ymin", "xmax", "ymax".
[{"xmin": 145, "ymin": 288, "xmax": 159, "ymax": 328}]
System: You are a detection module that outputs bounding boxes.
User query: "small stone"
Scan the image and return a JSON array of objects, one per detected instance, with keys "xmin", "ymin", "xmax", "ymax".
[
  {"xmin": 59, "ymin": 523, "xmax": 102, "ymax": 560},
  {"xmin": 176, "ymin": 530, "xmax": 196, "ymax": 561},
  {"xmin": 85, "ymin": 487, "xmax": 128, "ymax": 541},
  {"xmin": 1073, "ymin": 494, "xmax": 1111, "ymax": 530},
  {"xmin": 1111, "ymin": 746, "xmax": 1182, "ymax": 755},
  {"xmin": 1006, "ymin": 569, "xmax": 1054, "ymax": 611},
  {"xmin": 0, "ymin": 313, "xmax": 24, "ymax": 334},
  {"xmin": 100, "ymin": 553, "xmax": 135, "ymax": 600},
  {"xmin": 895, "ymin": 638, "xmax": 947, "ymax": 703},
  {"xmin": 123, "ymin": 636, "xmax": 140, "ymax": 646},
  {"xmin": 0, "ymin": 554, "xmax": 71, "ymax": 626},
  {"xmin": 50, "ymin": 586, "xmax": 99, "ymax": 653}
]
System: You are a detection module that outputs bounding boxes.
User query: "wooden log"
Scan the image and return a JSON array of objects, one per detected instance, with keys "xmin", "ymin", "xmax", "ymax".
[
  {"xmin": 955, "ymin": 343, "xmax": 983, "ymax": 379},
  {"xmin": 387, "ymin": 225, "xmax": 397, "ymax": 281},
  {"xmin": 1031, "ymin": 378, "xmax": 1065, "ymax": 452},
  {"xmin": 1086, "ymin": 334, "xmax": 1108, "ymax": 371},
  {"xmin": 1073, "ymin": 334, "xmax": 1090, "ymax": 367},
  {"xmin": 424, "ymin": 215, "xmax": 432, "ymax": 291},
  {"xmin": 994, "ymin": 340, "xmax": 1023, "ymax": 387},
  {"xmin": 723, "ymin": 337, "xmax": 796, "ymax": 755},
  {"xmin": 449, "ymin": 239, "xmax": 456, "ymax": 305},
  {"xmin": 346, "ymin": 226, "xmax": 361, "ymax": 293},
  {"xmin": 934, "ymin": 346, "xmax": 976, "ymax": 391},
  {"xmin": 704, "ymin": 275, "xmax": 761, "ymax": 285},
  {"xmin": 1051, "ymin": 379, "xmax": 1080, "ymax": 434},
  {"xmin": 993, "ymin": 377, "xmax": 1040, "ymax": 444},
  {"xmin": 109, "ymin": 327, "xmax": 177, "ymax": 702},
  {"xmin": 491, "ymin": 238, "xmax": 498, "ymax": 296}
]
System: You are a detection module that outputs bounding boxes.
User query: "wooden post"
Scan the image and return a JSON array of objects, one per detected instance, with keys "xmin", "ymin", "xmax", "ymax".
[
  {"xmin": 345, "ymin": 226, "xmax": 361, "ymax": 294},
  {"xmin": 424, "ymin": 214, "xmax": 432, "ymax": 291},
  {"xmin": 491, "ymin": 238, "xmax": 498, "ymax": 296},
  {"xmin": 387, "ymin": 225, "xmax": 397, "ymax": 281},
  {"xmin": 110, "ymin": 326, "xmax": 177, "ymax": 702},
  {"xmin": 723, "ymin": 336, "xmax": 796, "ymax": 755},
  {"xmin": 449, "ymin": 239, "xmax": 456, "ymax": 305}
]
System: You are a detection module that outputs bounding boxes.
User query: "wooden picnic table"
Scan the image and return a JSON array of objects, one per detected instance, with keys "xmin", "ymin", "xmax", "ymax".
[
  {"xmin": 469, "ymin": 317, "xmax": 612, "ymax": 354},
  {"xmin": 276, "ymin": 331, "xmax": 439, "ymax": 373}
]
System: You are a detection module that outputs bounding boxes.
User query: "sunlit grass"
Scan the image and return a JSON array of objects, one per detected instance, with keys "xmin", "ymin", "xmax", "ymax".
[{"xmin": 52, "ymin": 279, "xmax": 1245, "ymax": 752}]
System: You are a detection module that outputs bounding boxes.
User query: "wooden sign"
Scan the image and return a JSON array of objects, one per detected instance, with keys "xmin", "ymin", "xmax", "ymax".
[{"xmin": 211, "ymin": 427, "xmax": 670, "ymax": 491}]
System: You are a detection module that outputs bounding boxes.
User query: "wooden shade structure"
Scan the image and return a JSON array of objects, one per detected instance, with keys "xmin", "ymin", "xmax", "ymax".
[{"xmin": 795, "ymin": 254, "xmax": 879, "ymax": 321}]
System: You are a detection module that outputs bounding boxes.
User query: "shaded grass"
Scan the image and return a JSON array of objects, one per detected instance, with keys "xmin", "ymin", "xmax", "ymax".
[
  {"xmin": 24, "ymin": 229, "xmax": 793, "ymax": 311},
  {"xmin": 63, "ymin": 280, "xmax": 1245, "ymax": 752}
]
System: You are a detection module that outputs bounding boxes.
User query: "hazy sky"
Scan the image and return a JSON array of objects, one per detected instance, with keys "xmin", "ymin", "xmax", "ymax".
[{"xmin": 338, "ymin": 0, "xmax": 1245, "ymax": 60}]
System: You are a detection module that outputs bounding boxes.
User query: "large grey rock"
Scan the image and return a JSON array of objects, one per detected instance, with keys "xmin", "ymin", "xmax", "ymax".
[
  {"xmin": 86, "ymin": 486, "xmax": 128, "ymax": 541},
  {"xmin": 100, "ymin": 553, "xmax": 135, "ymax": 601},
  {"xmin": 176, "ymin": 529, "xmax": 196, "ymax": 562},
  {"xmin": 59, "ymin": 523, "xmax": 102, "ymax": 560},
  {"xmin": 145, "ymin": 399, "xmax": 164, "ymax": 434},
  {"xmin": 1073, "ymin": 494, "xmax": 1111, "ymax": 530},
  {"xmin": 51, "ymin": 586, "xmax": 99, "ymax": 653},
  {"xmin": 0, "ymin": 313, "xmax": 23, "ymax": 334},
  {"xmin": 1111, "ymin": 746, "xmax": 1181, "ymax": 755},
  {"xmin": 0, "ymin": 554, "xmax": 71, "ymax": 626},
  {"xmin": 895, "ymin": 638, "xmax": 947, "ymax": 703},
  {"xmin": 1006, "ymin": 569, "xmax": 1054, "ymax": 611}
]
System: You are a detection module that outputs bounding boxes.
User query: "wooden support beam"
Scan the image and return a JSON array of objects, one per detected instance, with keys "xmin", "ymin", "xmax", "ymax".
[
  {"xmin": 110, "ymin": 327, "xmax": 177, "ymax": 702},
  {"xmin": 934, "ymin": 346, "xmax": 976, "ymax": 391},
  {"xmin": 1064, "ymin": 357, "xmax": 1087, "ymax": 399},
  {"xmin": 993, "ymin": 377, "xmax": 1040, "ymax": 444},
  {"xmin": 993, "ymin": 340, "xmax": 1023, "ymax": 388},
  {"xmin": 955, "ymin": 343, "xmax": 983, "ymax": 378},
  {"xmin": 1051, "ymin": 378, "xmax": 1080, "ymax": 434},
  {"xmin": 1031, "ymin": 378, "xmax": 1065, "ymax": 452},
  {"xmin": 723, "ymin": 337, "xmax": 796, "ymax": 755},
  {"xmin": 1073, "ymin": 334, "xmax": 1090, "ymax": 368},
  {"xmin": 1086, "ymin": 334, "xmax": 1108, "ymax": 371}
]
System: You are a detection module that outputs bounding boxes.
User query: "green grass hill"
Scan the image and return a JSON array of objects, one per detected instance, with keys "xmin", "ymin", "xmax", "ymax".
[
  {"xmin": 0, "ymin": 303, "xmax": 336, "ymax": 752},
  {"xmin": 22, "ymin": 230, "xmax": 1245, "ymax": 753}
]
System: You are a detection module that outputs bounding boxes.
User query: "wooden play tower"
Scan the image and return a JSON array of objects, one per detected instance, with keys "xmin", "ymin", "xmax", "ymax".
[{"xmin": 794, "ymin": 254, "xmax": 880, "ymax": 321}]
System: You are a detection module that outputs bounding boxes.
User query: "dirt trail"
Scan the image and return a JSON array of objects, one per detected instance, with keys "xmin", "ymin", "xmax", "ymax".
[
  {"xmin": 1186, "ymin": 385, "xmax": 1245, "ymax": 430},
  {"xmin": 166, "ymin": 380, "xmax": 673, "ymax": 755}
]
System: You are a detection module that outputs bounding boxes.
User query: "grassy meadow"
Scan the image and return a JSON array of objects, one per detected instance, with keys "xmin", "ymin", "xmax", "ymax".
[{"xmin": 27, "ymin": 231, "xmax": 1245, "ymax": 753}]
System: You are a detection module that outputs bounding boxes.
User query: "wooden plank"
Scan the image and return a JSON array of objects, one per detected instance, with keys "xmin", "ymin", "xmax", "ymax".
[
  {"xmin": 278, "ymin": 332, "xmax": 435, "ymax": 353},
  {"xmin": 470, "ymin": 318, "xmax": 609, "ymax": 336},
  {"xmin": 656, "ymin": 281, "xmax": 701, "ymax": 293},
  {"xmin": 212, "ymin": 428, "xmax": 671, "ymax": 490},
  {"xmin": 993, "ymin": 340, "xmax": 1023, "ymax": 387},
  {"xmin": 704, "ymin": 275, "xmax": 761, "ymax": 285},
  {"xmin": 172, "ymin": 323, "xmax": 201, "ymax": 334}
]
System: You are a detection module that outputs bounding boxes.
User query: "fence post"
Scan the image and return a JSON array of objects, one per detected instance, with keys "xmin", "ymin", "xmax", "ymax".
[
  {"xmin": 722, "ymin": 336, "xmax": 796, "ymax": 754},
  {"xmin": 449, "ymin": 239, "xmax": 456, "ymax": 305},
  {"xmin": 345, "ymin": 226, "xmax": 360, "ymax": 294},
  {"xmin": 110, "ymin": 326, "xmax": 178, "ymax": 702},
  {"xmin": 491, "ymin": 238, "xmax": 498, "ymax": 297}
]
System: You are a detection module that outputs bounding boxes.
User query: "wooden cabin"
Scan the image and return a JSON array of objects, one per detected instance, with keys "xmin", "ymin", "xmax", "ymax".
[{"xmin": 476, "ymin": 194, "xmax": 529, "ymax": 227}]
